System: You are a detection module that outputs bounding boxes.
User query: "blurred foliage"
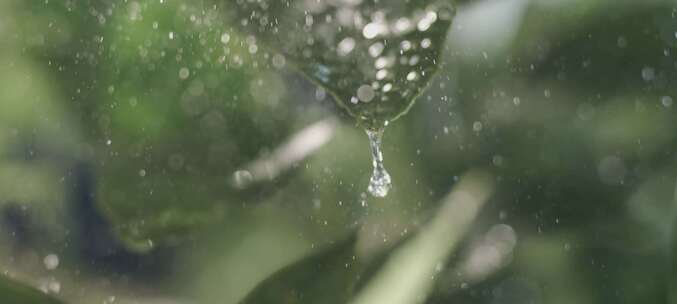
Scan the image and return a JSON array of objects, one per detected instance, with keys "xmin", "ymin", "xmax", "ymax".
[
  {"xmin": 240, "ymin": 235, "xmax": 364, "ymax": 304},
  {"xmin": 0, "ymin": 275, "xmax": 64, "ymax": 304},
  {"xmin": 0, "ymin": 0, "xmax": 677, "ymax": 303}
]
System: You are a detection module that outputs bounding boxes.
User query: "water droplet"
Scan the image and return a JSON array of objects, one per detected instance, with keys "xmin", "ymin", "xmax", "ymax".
[
  {"xmin": 232, "ymin": 170, "xmax": 253, "ymax": 189},
  {"xmin": 641, "ymin": 66, "xmax": 655, "ymax": 82},
  {"xmin": 366, "ymin": 128, "xmax": 392, "ymax": 198},
  {"xmin": 43, "ymin": 254, "xmax": 59, "ymax": 270},
  {"xmin": 338, "ymin": 37, "xmax": 356, "ymax": 56},
  {"xmin": 363, "ymin": 22, "xmax": 387, "ymax": 39},
  {"xmin": 473, "ymin": 121, "xmax": 483, "ymax": 132},
  {"xmin": 357, "ymin": 85, "xmax": 375, "ymax": 103},
  {"xmin": 417, "ymin": 11, "xmax": 438, "ymax": 31},
  {"xmin": 376, "ymin": 69, "xmax": 388, "ymax": 80},
  {"xmin": 406, "ymin": 71, "xmax": 418, "ymax": 81},
  {"xmin": 272, "ymin": 54, "xmax": 286, "ymax": 69},
  {"xmin": 661, "ymin": 95, "xmax": 673, "ymax": 107},
  {"xmin": 179, "ymin": 67, "xmax": 190, "ymax": 79},
  {"xmin": 382, "ymin": 83, "xmax": 393, "ymax": 92},
  {"xmin": 369, "ymin": 42, "xmax": 385, "ymax": 57},
  {"xmin": 220, "ymin": 32, "xmax": 231, "ymax": 44},
  {"xmin": 421, "ymin": 38, "xmax": 432, "ymax": 49}
]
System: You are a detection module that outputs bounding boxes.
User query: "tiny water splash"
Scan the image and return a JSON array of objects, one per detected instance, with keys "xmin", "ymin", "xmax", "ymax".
[{"xmin": 366, "ymin": 128, "xmax": 392, "ymax": 198}]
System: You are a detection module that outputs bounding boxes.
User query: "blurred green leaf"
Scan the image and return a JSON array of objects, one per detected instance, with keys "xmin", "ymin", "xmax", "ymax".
[
  {"xmin": 240, "ymin": 235, "xmax": 362, "ymax": 304},
  {"xmin": 0, "ymin": 276, "xmax": 65, "ymax": 304},
  {"xmin": 351, "ymin": 170, "xmax": 494, "ymax": 304},
  {"xmin": 82, "ymin": 0, "xmax": 305, "ymax": 250},
  {"xmin": 240, "ymin": 171, "xmax": 494, "ymax": 304}
]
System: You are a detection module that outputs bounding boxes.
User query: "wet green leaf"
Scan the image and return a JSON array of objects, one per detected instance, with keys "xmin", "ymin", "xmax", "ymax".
[{"xmin": 225, "ymin": 0, "xmax": 456, "ymax": 130}]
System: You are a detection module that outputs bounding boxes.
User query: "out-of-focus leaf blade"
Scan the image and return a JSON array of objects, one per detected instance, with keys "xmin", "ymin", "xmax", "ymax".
[
  {"xmin": 239, "ymin": 235, "xmax": 361, "ymax": 304},
  {"xmin": 240, "ymin": 170, "xmax": 495, "ymax": 304},
  {"xmin": 83, "ymin": 0, "xmax": 312, "ymax": 251},
  {"xmin": 351, "ymin": 170, "xmax": 495, "ymax": 304},
  {"xmin": 0, "ymin": 276, "xmax": 65, "ymax": 304}
]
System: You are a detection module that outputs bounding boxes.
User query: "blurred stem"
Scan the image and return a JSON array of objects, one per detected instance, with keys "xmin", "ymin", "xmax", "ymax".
[
  {"xmin": 230, "ymin": 118, "xmax": 338, "ymax": 189},
  {"xmin": 350, "ymin": 170, "xmax": 495, "ymax": 304}
]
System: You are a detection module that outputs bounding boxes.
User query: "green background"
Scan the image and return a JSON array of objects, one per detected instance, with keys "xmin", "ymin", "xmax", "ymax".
[{"xmin": 1, "ymin": 0, "xmax": 677, "ymax": 303}]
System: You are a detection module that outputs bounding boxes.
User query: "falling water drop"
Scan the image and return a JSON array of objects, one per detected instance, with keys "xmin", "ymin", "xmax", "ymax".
[{"xmin": 366, "ymin": 128, "xmax": 392, "ymax": 197}]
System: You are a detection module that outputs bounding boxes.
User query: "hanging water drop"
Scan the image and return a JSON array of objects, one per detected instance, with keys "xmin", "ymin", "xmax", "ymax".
[
  {"xmin": 226, "ymin": 0, "xmax": 456, "ymax": 130},
  {"xmin": 366, "ymin": 128, "xmax": 392, "ymax": 197},
  {"xmin": 225, "ymin": 0, "xmax": 456, "ymax": 195}
]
